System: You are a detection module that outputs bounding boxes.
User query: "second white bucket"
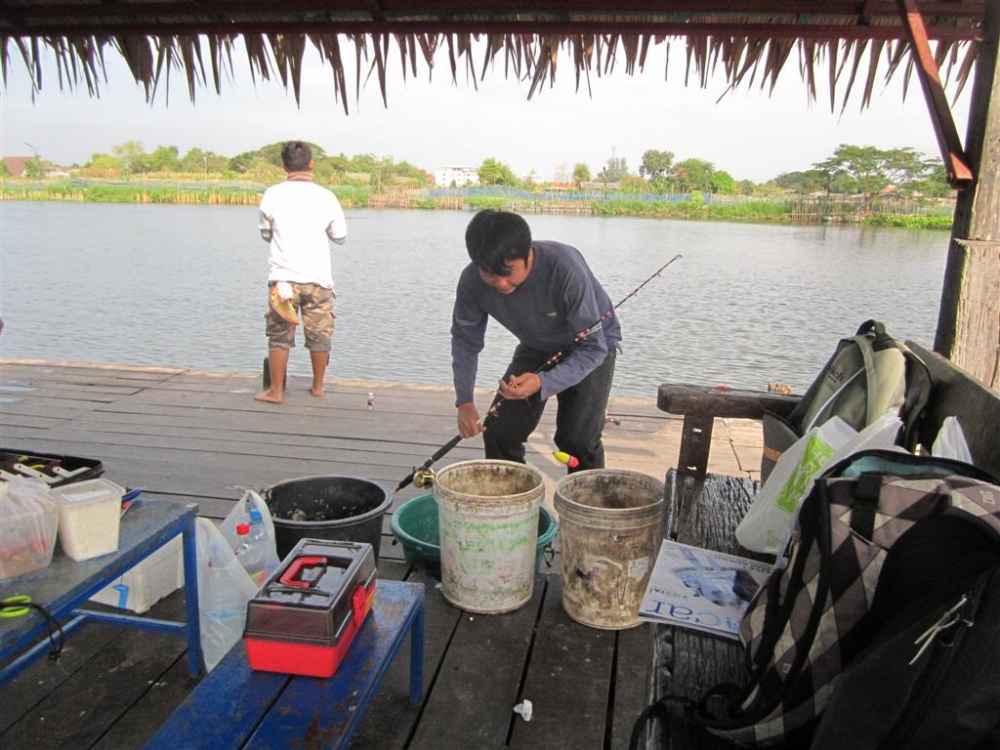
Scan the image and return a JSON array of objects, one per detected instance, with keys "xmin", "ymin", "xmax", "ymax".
[
  {"xmin": 434, "ymin": 460, "xmax": 544, "ymax": 614},
  {"xmin": 555, "ymin": 469, "xmax": 665, "ymax": 629}
]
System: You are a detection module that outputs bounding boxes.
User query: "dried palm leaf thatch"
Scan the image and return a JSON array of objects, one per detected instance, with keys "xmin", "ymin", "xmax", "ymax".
[{"xmin": 0, "ymin": 29, "xmax": 980, "ymax": 112}]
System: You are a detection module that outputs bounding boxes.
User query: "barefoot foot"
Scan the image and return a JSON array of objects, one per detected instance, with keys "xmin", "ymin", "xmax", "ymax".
[
  {"xmin": 310, "ymin": 386, "xmax": 325, "ymax": 397},
  {"xmin": 254, "ymin": 390, "xmax": 283, "ymax": 404}
]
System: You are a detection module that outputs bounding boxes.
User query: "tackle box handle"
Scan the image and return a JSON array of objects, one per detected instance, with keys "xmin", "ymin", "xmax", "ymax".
[{"xmin": 279, "ymin": 556, "xmax": 327, "ymax": 588}]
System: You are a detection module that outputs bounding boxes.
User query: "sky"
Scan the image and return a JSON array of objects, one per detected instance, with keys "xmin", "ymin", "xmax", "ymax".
[{"xmin": 0, "ymin": 38, "xmax": 973, "ymax": 184}]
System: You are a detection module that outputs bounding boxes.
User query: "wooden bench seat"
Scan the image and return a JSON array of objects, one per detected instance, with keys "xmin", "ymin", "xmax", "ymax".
[
  {"xmin": 646, "ymin": 340, "xmax": 1000, "ymax": 749},
  {"xmin": 144, "ymin": 579, "xmax": 425, "ymax": 750}
]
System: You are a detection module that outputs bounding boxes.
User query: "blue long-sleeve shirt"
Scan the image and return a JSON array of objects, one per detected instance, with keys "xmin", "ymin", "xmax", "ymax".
[{"xmin": 451, "ymin": 240, "xmax": 622, "ymax": 405}]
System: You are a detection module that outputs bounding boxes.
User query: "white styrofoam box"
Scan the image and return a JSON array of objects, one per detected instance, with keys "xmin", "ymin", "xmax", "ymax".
[
  {"xmin": 90, "ymin": 535, "xmax": 185, "ymax": 613},
  {"xmin": 51, "ymin": 477, "xmax": 123, "ymax": 561}
]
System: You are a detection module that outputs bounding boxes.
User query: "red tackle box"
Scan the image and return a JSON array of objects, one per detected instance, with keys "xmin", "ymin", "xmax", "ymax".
[{"xmin": 243, "ymin": 538, "xmax": 377, "ymax": 678}]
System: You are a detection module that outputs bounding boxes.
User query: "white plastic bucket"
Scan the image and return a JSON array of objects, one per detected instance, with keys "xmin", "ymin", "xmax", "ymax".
[
  {"xmin": 554, "ymin": 469, "xmax": 665, "ymax": 629},
  {"xmin": 434, "ymin": 460, "xmax": 545, "ymax": 614}
]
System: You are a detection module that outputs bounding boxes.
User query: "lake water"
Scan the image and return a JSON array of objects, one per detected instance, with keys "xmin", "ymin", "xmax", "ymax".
[{"xmin": 0, "ymin": 202, "xmax": 949, "ymax": 398}]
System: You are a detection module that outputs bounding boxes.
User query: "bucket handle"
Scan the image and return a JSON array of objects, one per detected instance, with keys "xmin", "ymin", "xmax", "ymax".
[
  {"xmin": 279, "ymin": 556, "xmax": 327, "ymax": 588},
  {"xmin": 542, "ymin": 544, "xmax": 556, "ymax": 568}
]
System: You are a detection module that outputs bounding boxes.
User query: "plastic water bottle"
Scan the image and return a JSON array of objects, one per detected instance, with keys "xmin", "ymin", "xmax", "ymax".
[
  {"xmin": 234, "ymin": 518, "xmax": 268, "ymax": 586},
  {"xmin": 247, "ymin": 505, "xmax": 278, "ymax": 578}
]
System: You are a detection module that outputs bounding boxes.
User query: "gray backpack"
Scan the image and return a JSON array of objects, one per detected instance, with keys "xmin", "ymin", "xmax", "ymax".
[{"xmin": 761, "ymin": 320, "xmax": 933, "ymax": 483}]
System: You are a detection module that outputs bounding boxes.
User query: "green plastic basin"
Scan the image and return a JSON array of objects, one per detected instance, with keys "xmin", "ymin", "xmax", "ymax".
[{"xmin": 391, "ymin": 493, "xmax": 558, "ymax": 572}]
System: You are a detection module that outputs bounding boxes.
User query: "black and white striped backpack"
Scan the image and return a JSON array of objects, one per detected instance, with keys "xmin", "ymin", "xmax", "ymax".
[{"xmin": 632, "ymin": 449, "xmax": 1000, "ymax": 748}]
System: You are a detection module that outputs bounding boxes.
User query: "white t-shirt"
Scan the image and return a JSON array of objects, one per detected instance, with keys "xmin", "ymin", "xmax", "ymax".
[{"xmin": 259, "ymin": 179, "xmax": 348, "ymax": 289}]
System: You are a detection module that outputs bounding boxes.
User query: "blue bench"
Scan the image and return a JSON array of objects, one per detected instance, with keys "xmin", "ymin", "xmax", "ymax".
[
  {"xmin": 145, "ymin": 579, "xmax": 425, "ymax": 750},
  {"xmin": 0, "ymin": 498, "xmax": 202, "ymax": 682}
]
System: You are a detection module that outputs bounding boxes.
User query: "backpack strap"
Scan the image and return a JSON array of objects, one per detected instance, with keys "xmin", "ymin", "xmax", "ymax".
[{"xmin": 849, "ymin": 471, "xmax": 882, "ymax": 540}]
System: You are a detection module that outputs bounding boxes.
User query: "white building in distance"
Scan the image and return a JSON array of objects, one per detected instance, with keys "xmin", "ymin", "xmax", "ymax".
[{"xmin": 434, "ymin": 166, "xmax": 480, "ymax": 187}]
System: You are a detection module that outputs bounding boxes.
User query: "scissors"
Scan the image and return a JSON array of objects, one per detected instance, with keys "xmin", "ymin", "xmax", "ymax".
[{"xmin": 0, "ymin": 595, "xmax": 32, "ymax": 617}]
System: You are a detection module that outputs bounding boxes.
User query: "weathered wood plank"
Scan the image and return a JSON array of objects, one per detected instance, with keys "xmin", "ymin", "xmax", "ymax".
[
  {"xmin": 407, "ymin": 580, "xmax": 545, "ymax": 750},
  {"xmin": 347, "ymin": 565, "xmax": 460, "ymax": 749},
  {"xmin": 614, "ymin": 623, "xmax": 658, "ymax": 750},
  {"xmin": 650, "ymin": 471, "xmax": 761, "ymax": 750},
  {"xmin": 907, "ymin": 341, "xmax": 1000, "ymax": 476},
  {"xmin": 508, "ymin": 573, "xmax": 616, "ymax": 748},
  {"xmin": 0, "ymin": 360, "xmax": 762, "ymax": 750},
  {"xmin": 1, "ymin": 608, "xmax": 188, "ymax": 750}
]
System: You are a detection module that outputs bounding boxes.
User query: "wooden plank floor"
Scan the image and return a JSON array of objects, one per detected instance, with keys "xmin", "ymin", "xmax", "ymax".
[{"xmin": 0, "ymin": 360, "xmax": 764, "ymax": 750}]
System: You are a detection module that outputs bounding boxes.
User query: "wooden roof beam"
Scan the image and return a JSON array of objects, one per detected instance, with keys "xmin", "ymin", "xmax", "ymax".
[
  {"xmin": 2, "ymin": 1, "xmax": 989, "ymax": 18},
  {"xmin": 897, "ymin": 0, "xmax": 975, "ymax": 186}
]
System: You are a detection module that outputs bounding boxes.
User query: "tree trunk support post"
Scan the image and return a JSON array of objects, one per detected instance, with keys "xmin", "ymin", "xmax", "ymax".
[{"xmin": 934, "ymin": 0, "xmax": 1000, "ymax": 391}]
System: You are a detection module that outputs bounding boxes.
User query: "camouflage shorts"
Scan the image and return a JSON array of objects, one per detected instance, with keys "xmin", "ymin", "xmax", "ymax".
[{"xmin": 264, "ymin": 282, "xmax": 336, "ymax": 351}]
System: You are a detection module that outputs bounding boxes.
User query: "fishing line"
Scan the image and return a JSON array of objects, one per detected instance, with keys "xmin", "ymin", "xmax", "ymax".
[{"xmin": 395, "ymin": 253, "xmax": 682, "ymax": 492}]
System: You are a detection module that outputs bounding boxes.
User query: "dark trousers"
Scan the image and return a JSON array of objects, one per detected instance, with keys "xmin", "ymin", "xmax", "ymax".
[{"xmin": 482, "ymin": 345, "xmax": 617, "ymax": 473}]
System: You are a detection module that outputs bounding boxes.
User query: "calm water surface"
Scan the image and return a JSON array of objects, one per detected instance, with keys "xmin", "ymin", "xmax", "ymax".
[{"xmin": 0, "ymin": 202, "xmax": 947, "ymax": 398}]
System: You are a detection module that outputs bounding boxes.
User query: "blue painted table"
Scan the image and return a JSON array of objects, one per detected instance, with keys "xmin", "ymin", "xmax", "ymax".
[
  {"xmin": 0, "ymin": 497, "xmax": 202, "ymax": 682},
  {"xmin": 144, "ymin": 579, "xmax": 425, "ymax": 750}
]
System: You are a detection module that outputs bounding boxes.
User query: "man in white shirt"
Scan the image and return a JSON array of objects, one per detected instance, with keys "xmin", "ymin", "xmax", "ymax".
[{"xmin": 255, "ymin": 141, "xmax": 347, "ymax": 403}]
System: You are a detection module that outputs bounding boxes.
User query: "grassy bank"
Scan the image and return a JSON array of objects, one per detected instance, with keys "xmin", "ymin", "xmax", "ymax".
[{"xmin": 0, "ymin": 179, "xmax": 954, "ymax": 229}]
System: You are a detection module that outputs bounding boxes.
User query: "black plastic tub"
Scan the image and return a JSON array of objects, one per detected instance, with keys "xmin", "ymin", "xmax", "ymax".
[{"xmin": 262, "ymin": 476, "xmax": 393, "ymax": 561}]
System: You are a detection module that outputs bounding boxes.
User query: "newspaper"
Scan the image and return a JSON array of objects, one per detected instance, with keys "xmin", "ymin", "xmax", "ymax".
[{"xmin": 638, "ymin": 539, "xmax": 774, "ymax": 639}]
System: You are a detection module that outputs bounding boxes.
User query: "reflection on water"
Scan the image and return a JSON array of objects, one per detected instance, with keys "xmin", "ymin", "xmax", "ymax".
[{"xmin": 0, "ymin": 202, "xmax": 946, "ymax": 398}]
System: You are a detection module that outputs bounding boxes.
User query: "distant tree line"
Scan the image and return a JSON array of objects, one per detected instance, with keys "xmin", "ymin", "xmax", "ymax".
[{"xmin": 11, "ymin": 140, "xmax": 951, "ymax": 204}]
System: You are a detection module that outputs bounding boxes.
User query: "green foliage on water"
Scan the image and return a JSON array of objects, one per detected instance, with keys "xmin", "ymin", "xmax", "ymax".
[
  {"xmin": 862, "ymin": 213, "xmax": 953, "ymax": 230},
  {"xmin": 2, "ymin": 181, "xmax": 264, "ymax": 205},
  {"xmin": 591, "ymin": 194, "xmax": 790, "ymax": 222},
  {"xmin": 329, "ymin": 185, "xmax": 371, "ymax": 207},
  {"xmin": 0, "ymin": 178, "xmax": 954, "ymax": 229},
  {"xmin": 464, "ymin": 196, "xmax": 509, "ymax": 211}
]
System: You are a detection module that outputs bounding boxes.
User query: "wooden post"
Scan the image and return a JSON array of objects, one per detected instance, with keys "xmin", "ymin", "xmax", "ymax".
[{"xmin": 935, "ymin": 0, "xmax": 1000, "ymax": 390}]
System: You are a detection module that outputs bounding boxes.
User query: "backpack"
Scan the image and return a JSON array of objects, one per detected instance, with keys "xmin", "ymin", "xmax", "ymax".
[
  {"xmin": 760, "ymin": 320, "xmax": 933, "ymax": 484},
  {"xmin": 689, "ymin": 450, "xmax": 1000, "ymax": 747},
  {"xmin": 809, "ymin": 516, "xmax": 1000, "ymax": 750}
]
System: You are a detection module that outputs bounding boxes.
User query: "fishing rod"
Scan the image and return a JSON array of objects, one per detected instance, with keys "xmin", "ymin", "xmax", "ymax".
[{"xmin": 394, "ymin": 253, "xmax": 683, "ymax": 492}]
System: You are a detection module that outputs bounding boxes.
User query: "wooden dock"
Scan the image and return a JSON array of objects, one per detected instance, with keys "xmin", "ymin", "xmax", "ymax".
[{"xmin": 0, "ymin": 360, "xmax": 764, "ymax": 750}]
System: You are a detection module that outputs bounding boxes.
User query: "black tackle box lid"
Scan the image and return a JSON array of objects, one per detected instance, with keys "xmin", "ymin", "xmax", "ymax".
[
  {"xmin": 0, "ymin": 448, "xmax": 105, "ymax": 486},
  {"xmin": 244, "ymin": 538, "xmax": 377, "ymax": 645}
]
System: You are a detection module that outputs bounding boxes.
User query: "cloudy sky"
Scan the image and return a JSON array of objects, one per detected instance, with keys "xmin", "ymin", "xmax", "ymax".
[{"xmin": 1, "ymin": 38, "xmax": 973, "ymax": 183}]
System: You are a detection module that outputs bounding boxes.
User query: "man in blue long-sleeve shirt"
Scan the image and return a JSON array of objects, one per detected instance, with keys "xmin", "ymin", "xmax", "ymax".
[{"xmin": 451, "ymin": 210, "xmax": 622, "ymax": 472}]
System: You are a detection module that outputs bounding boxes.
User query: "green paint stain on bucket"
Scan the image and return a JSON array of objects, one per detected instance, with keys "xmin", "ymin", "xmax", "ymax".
[{"xmin": 434, "ymin": 460, "xmax": 545, "ymax": 615}]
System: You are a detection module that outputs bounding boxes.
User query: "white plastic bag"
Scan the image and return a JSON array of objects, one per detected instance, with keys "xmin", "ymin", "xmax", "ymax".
[
  {"xmin": 219, "ymin": 489, "xmax": 280, "ymax": 578},
  {"xmin": 737, "ymin": 412, "xmax": 904, "ymax": 554},
  {"xmin": 737, "ymin": 417, "xmax": 858, "ymax": 554},
  {"xmin": 931, "ymin": 416, "xmax": 973, "ymax": 463},
  {"xmin": 195, "ymin": 517, "xmax": 258, "ymax": 672}
]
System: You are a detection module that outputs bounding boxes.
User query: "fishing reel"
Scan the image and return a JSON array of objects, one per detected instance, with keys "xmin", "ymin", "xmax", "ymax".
[{"xmin": 411, "ymin": 467, "xmax": 436, "ymax": 489}]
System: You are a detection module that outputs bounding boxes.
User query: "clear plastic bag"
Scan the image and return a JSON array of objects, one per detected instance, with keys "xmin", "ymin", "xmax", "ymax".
[
  {"xmin": 195, "ymin": 517, "xmax": 258, "ymax": 672},
  {"xmin": 931, "ymin": 416, "xmax": 973, "ymax": 463}
]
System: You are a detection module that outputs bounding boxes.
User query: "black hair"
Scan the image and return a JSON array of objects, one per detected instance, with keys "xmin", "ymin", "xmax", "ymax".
[
  {"xmin": 464, "ymin": 210, "xmax": 532, "ymax": 276},
  {"xmin": 281, "ymin": 141, "xmax": 313, "ymax": 171}
]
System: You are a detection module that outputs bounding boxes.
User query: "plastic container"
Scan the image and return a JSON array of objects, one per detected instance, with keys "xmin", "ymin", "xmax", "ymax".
[
  {"xmin": 554, "ymin": 469, "xmax": 665, "ymax": 630},
  {"xmin": 391, "ymin": 493, "xmax": 558, "ymax": 573},
  {"xmin": 50, "ymin": 477, "xmax": 123, "ymax": 561},
  {"xmin": 0, "ymin": 479, "xmax": 60, "ymax": 579},
  {"xmin": 244, "ymin": 539, "xmax": 377, "ymax": 677},
  {"xmin": 263, "ymin": 476, "xmax": 392, "ymax": 562},
  {"xmin": 90, "ymin": 536, "xmax": 184, "ymax": 613},
  {"xmin": 434, "ymin": 460, "xmax": 545, "ymax": 614}
]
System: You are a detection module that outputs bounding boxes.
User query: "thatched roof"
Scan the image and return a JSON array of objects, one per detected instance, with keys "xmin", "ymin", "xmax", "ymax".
[{"xmin": 0, "ymin": 1, "xmax": 987, "ymax": 114}]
